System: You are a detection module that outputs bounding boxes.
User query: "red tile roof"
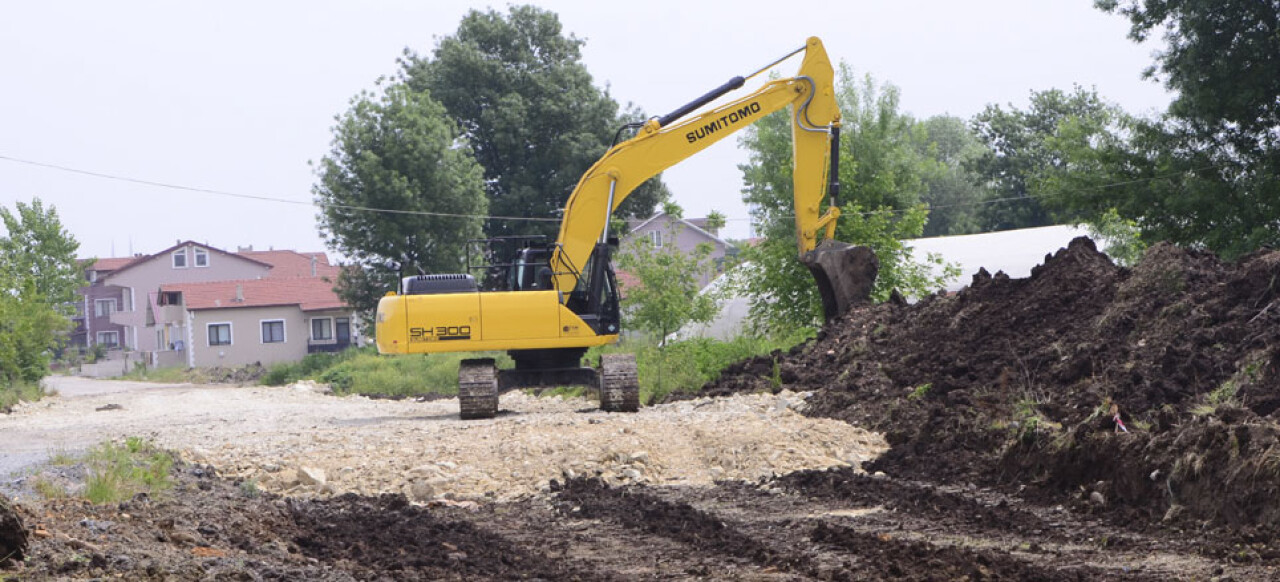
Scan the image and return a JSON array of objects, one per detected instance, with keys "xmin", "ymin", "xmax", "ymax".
[
  {"xmin": 162, "ymin": 277, "xmax": 345, "ymax": 312},
  {"xmin": 238, "ymin": 250, "xmax": 339, "ymax": 279}
]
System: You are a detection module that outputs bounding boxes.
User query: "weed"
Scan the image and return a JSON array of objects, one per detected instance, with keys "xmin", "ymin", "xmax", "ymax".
[
  {"xmin": 1193, "ymin": 380, "xmax": 1239, "ymax": 416},
  {"xmin": 116, "ymin": 365, "xmax": 191, "ymax": 384},
  {"xmin": 48, "ymin": 446, "xmax": 78, "ymax": 466},
  {"xmin": 239, "ymin": 479, "xmax": 260, "ymax": 499},
  {"xmin": 907, "ymin": 383, "xmax": 932, "ymax": 401},
  {"xmin": 31, "ymin": 475, "xmax": 69, "ymax": 499},
  {"xmin": 83, "ymin": 438, "xmax": 174, "ymax": 504},
  {"xmin": 0, "ymin": 381, "xmax": 44, "ymax": 410}
]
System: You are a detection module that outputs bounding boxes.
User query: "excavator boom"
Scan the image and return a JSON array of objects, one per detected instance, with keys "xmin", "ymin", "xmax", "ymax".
[{"xmin": 548, "ymin": 36, "xmax": 875, "ymax": 320}]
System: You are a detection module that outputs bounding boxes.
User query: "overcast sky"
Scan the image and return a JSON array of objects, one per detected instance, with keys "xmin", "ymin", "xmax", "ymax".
[{"xmin": 0, "ymin": 0, "xmax": 1172, "ymax": 260}]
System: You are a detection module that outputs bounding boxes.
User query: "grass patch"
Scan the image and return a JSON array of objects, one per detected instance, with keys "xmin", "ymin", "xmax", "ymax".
[
  {"xmin": 0, "ymin": 381, "xmax": 44, "ymax": 410},
  {"xmin": 908, "ymin": 383, "xmax": 932, "ymax": 401},
  {"xmin": 83, "ymin": 437, "xmax": 174, "ymax": 504},
  {"xmin": 48, "ymin": 446, "xmax": 78, "ymax": 466},
  {"xmin": 116, "ymin": 365, "xmax": 191, "ymax": 383},
  {"xmin": 262, "ymin": 347, "xmax": 512, "ymax": 397},
  {"xmin": 258, "ymin": 335, "xmax": 802, "ymax": 404},
  {"xmin": 31, "ymin": 476, "xmax": 70, "ymax": 499},
  {"xmin": 599, "ymin": 334, "xmax": 804, "ymax": 404},
  {"xmin": 1192, "ymin": 380, "xmax": 1240, "ymax": 416}
]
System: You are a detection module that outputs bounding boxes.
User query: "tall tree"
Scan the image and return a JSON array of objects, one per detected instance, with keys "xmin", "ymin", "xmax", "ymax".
[
  {"xmin": 969, "ymin": 86, "xmax": 1122, "ymax": 231},
  {"xmin": 313, "ymin": 82, "xmax": 488, "ymax": 319},
  {"xmin": 916, "ymin": 115, "xmax": 987, "ymax": 237},
  {"xmin": 0, "ymin": 198, "xmax": 79, "ymax": 388},
  {"xmin": 739, "ymin": 67, "xmax": 955, "ymax": 333},
  {"xmin": 1097, "ymin": 0, "xmax": 1280, "ymax": 153},
  {"xmin": 0, "ymin": 199, "xmax": 83, "ymax": 315},
  {"xmin": 1081, "ymin": 0, "xmax": 1280, "ymax": 258},
  {"xmin": 402, "ymin": 5, "xmax": 666, "ymax": 238}
]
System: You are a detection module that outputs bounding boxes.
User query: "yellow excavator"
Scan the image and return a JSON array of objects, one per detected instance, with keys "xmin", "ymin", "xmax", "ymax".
[{"xmin": 376, "ymin": 37, "xmax": 877, "ymax": 419}]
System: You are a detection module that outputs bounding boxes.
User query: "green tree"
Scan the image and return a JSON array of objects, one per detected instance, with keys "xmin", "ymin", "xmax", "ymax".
[
  {"xmin": 969, "ymin": 86, "xmax": 1122, "ymax": 231},
  {"xmin": 0, "ymin": 199, "xmax": 84, "ymax": 315},
  {"xmin": 402, "ymin": 5, "xmax": 667, "ymax": 238},
  {"xmin": 1037, "ymin": 113, "xmax": 1278, "ymax": 258},
  {"xmin": 703, "ymin": 210, "xmax": 727, "ymax": 233},
  {"xmin": 916, "ymin": 115, "xmax": 987, "ymax": 237},
  {"xmin": 0, "ymin": 198, "xmax": 79, "ymax": 391},
  {"xmin": 616, "ymin": 220, "xmax": 720, "ymax": 342},
  {"xmin": 1071, "ymin": 0, "xmax": 1280, "ymax": 258},
  {"xmin": 313, "ymin": 82, "xmax": 488, "ymax": 320},
  {"xmin": 1097, "ymin": 0, "xmax": 1280, "ymax": 152},
  {"xmin": 738, "ymin": 67, "xmax": 955, "ymax": 332}
]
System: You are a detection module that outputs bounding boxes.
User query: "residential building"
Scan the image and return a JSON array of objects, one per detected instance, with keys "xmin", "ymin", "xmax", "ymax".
[
  {"xmin": 73, "ymin": 240, "xmax": 353, "ymax": 368},
  {"xmin": 155, "ymin": 276, "xmax": 353, "ymax": 368},
  {"xmin": 622, "ymin": 213, "xmax": 736, "ymax": 288},
  {"xmin": 70, "ymin": 257, "xmax": 135, "ymax": 350}
]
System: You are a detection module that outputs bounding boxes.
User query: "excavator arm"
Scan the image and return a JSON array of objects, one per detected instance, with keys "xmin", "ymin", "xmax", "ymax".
[{"xmin": 549, "ymin": 37, "xmax": 875, "ymax": 320}]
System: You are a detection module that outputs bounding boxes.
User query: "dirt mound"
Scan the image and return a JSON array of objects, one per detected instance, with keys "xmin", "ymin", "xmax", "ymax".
[
  {"xmin": 698, "ymin": 238, "xmax": 1280, "ymax": 533},
  {"xmin": 0, "ymin": 494, "xmax": 26, "ymax": 567}
]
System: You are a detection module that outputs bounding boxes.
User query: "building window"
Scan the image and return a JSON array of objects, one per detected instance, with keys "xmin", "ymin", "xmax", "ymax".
[
  {"xmin": 194, "ymin": 247, "xmax": 209, "ymax": 267},
  {"xmin": 208, "ymin": 323, "xmax": 232, "ymax": 346},
  {"xmin": 173, "ymin": 249, "xmax": 187, "ymax": 269},
  {"xmin": 311, "ymin": 318, "xmax": 333, "ymax": 341},
  {"xmin": 648, "ymin": 230, "xmax": 663, "ymax": 248},
  {"xmin": 94, "ymin": 298, "xmax": 117, "ymax": 317},
  {"xmin": 336, "ymin": 317, "xmax": 351, "ymax": 342},
  {"xmin": 261, "ymin": 320, "xmax": 285, "ymax": 343},
  {"xmin": 96, "ymin": 331, "xmax": 118, "ymax": 347}
]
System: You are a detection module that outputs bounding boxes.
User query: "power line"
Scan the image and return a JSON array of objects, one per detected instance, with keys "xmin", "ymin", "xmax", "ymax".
[
  {"xmin": 0, "ymin": 154, "xmax": 561, "ymax": 223},
  {"xmin": 1, "ymin": 153, "xmax": 1232, "ymax": 225}
]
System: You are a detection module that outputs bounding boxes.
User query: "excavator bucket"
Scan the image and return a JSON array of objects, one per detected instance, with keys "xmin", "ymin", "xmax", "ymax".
[{"xmin": 800, "ymin": 240, "xmax": 879, "ymax": 322}]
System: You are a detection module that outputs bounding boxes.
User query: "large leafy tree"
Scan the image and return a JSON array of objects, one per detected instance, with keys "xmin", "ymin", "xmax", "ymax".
[
  {"xmin": 0, "ymin": 198, "xmax": 80, "ymax": 388},
  {"xmin": 916, "ymin": 115, "xmax": 988, "ymax": 237},
  {"xmin": 1097, "ymin": 0, "xmax": 1280, "ymax": 152},
  {"xmin": 969, "ymin": 86, "xmax": 1123, "ymax": 231},
  {"xmin": 739, "ymin": 68, "xmax": 955, "ymax": 333},
  {"xmin": 313, "ymin": 82, "xmax": 488, "ymax": 319},
  {"xmin": 1075, "ymin": 0, "xmax": 1280, "ymax": 258},
  {"xmin": 402, "ymin": 5, "xmax": 667, "ymax": 239},
  {"xmin": 0, "ymin": 199, "xmax": 84, "ymax": 315}
]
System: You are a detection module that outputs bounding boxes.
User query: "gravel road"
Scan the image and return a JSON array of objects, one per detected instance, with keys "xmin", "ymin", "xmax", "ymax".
[{"xmin": 1, "ymin": 376, "xmax": 886, "ymax": 503}]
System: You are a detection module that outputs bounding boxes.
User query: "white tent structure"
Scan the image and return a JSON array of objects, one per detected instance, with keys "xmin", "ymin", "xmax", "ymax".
[
  {"xmin": 676, "ymin": 224, "xmax": 1094, "ymax": 340},
  {"xmin": 910, "ymin": 225, "xmax": 1092, "ymax": 292}
]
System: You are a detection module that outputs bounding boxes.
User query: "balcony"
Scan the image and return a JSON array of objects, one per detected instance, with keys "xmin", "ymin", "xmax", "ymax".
[{"xmin": 307, "ymin": 339, "xmax": 352, "ymax": 354}]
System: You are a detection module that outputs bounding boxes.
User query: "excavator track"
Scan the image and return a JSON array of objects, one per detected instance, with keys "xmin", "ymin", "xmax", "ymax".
[
  {"xmin": 599, "ymin": 354, "xmax": 639, "ymax": 413},
  {"xmin": 458, "ymin": 358, "xmax": 499, "ymax": 420}
]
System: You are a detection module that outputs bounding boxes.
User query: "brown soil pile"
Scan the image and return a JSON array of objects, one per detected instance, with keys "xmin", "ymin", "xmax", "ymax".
[
  {"xmin": 696, "ymin": 238, "xmax": 1280, "ymax": 533},
  {"xmin": 0, "ymin": 494, "xmax": 27, "ymax": 567}
]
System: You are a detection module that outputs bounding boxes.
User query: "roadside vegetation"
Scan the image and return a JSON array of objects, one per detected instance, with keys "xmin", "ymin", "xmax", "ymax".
[
  {"xmin": 258, "ymin": 333, "xmax": 804, "ymax": 405},
  {"xmin": 115, "ymin": 365, "xmax": 192, "ymax": 384},
  {"xmin": 1, "ymin": 199, "xmax": 83, "ymax": 411},
  {"xmin": 0, "ymin": 382, "xmax": 42, "ymax": 412},
  {"xmin": 25, "ymin": 437, "xmax": 175, "ymax": 504}
]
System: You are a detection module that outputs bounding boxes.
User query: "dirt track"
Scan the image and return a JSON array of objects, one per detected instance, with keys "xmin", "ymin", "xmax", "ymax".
[
  {"xmin": 1, "ymin": 375, "xmax": 1273, "ymax": 579},
  {"xmin": 5, "ymin": 237, "xmax": 1280, "ymax": 579}
]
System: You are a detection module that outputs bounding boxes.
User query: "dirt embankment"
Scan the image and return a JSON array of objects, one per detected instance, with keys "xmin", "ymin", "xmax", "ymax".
[{"xmin": 699, "ymin": 238, "xmax": 1280, "ymax": 537}]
